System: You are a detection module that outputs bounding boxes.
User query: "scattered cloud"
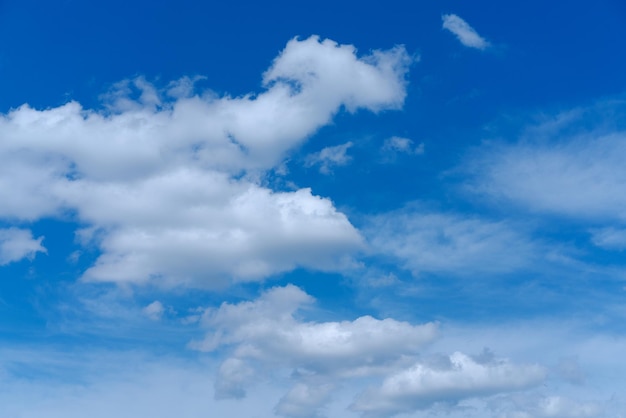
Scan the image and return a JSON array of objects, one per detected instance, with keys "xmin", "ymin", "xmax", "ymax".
[
  {"xmin": 442, "ymin": 14, "xmax": 490, "ymax": 50},
  {"xmin": 190, "ymin": 284, "xmax": 437, "ymax": 416},
  {"xmin": 0, "ymin": 228, "xmax": 46, "ymax": 266},
  {"xmin": 305, "ymin": 142, "xmax": 353, "ymax": 174}
]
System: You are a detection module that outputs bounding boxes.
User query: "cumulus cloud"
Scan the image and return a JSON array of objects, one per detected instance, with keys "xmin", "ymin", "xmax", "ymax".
[
  {"xmin": 442, "ymin": 14, "xmax": 490, "ymax": 50},
  {"xmin": 192, "ymin": 285, "xmax": 437, "ymax": 370},
  {"xmin": 0, "ymin": 36, "xmax": 411, "ymax": 287},
  {"xmin": 351, "ymin": 351, "xmax": 546, "ymax": 417},
  {"xmin": 305, "ymin": 142, "xmax": 353, "ymax": 174},
  {"xmin": 190, "ymin": 284, "xmax": 437, "ymax": 416},
  {"xmin": 365, "ymin": 206, "xmax": 537, "ymax": 277},
  {"xmin": 0, "ymin": 228, "xmax": 46, "ymax": 265}
]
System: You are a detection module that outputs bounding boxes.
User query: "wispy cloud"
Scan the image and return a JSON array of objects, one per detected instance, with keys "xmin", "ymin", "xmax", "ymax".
[
  {"xmin": 442, "ymin": 14, "xmax": 490, "ymax": 50},
  {"xmin": 305, "ymin": 141, "xmax": 353, "ymax": 174},
  {"xmin": 380, "ymin": 136, "xmax": 424, "ymax": 163},
  {"xmin": 466, "ymin": 100, "xmax": 626, "ymax": 226},
  {"xmin": 365, "ymin": 206, "xmax": 537, "ymax": 277}
]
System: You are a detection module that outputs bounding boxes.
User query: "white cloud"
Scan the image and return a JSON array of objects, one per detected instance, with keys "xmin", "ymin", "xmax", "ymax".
[
  {"xmin": 0, "ymin": 228, "xmax": 46, "ymax": 265},
  {"xmin": 3, "ymin": 319, "xmax": 623, "ymax": 418},
  {"xmin": 351, "ymin": 351, "xmax": 546, "ymax": 417},
  {"xmin": 75, "ymin": 180, "xmax": 363, "ymax": 286},
  {"xmin": 190, "ymin": 284, "xmax": 437, "ymax": 416},
  {"xmin": 214, "ymin": 357, "xmax": 255, "ymax": 400},
  {"xmin": 305, "ymin": 142, "xmax": 353, "ymax": 174},
  {"xmin": 192, "ymin": 285, "xmax": 437, "ymax": 370},
  {"xmin": 442, "ymin": 14, "xmax": 490, "ymax": 50},
  {"xmin": 0, "ymin": 36, "xmax": 411, "ymax": 287},
  {"xmin": 365, "ymin": 207, "xmax": 536, "ymax": 277}
]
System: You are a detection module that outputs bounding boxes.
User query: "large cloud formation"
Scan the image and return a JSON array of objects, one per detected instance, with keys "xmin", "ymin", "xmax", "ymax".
[
  {"xmin": 188, "ymin": 285, "xmax": 551, "ymax": 418},
  {"xmin": 0, "ymin": 36, "xmax": 411, "ymax": 286}
]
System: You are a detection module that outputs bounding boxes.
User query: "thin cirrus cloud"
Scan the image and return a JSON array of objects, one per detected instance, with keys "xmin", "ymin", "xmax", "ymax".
[
  {"xmin": 364, "ymin": 206, "xmax": 537, "ymax": 277},
  {"xmin": 305, "ymin": 141, "xmax": 353, "ymax": 174},
  {"xmin": 469, "ymin": 131, "xmax": 626, "ymax": 222},
  {"xmin": 0, "ymin": 35, "xmax": 412, "ymax": 288},
  {"xmin": 466, "ymin": 99, "xmax": 626, "ymax": 256},
  {"xmin": 442, "ymin": 14, "xmax": 490, "ymax": 50}
]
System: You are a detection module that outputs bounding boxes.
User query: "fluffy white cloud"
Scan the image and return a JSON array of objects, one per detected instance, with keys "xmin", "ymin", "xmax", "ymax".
[
  {"xmin": 442, "ymin": 14, "xmax": 490, "ymax": 50},
  {"xmin": 190, "ymin": 284, "xmax": 437, "ymax": 416},
  {"xmin": 74, "ymin": 179, "xmax": 363, "ymax": 286},
  {"xmin": 365, "ymin": 207, "xmax": 537, "ymax": 277},
  {"xmin": 0, "ymin": 228, "xmax": 46, "ymax": 265},
  {"xmin": 192, "ymin": 285, "xmax": 437, "ymax": 371},
  {"xmin": 305, "ymin": 142, "xmax": 353, "ymax": 174},
  {"xmin": 0, "ymin": 36, "xmax": 411, "ymax": 287},
  {"xmin": 351, "ymin": 351, "xmax": 546, "ymax": 417}
]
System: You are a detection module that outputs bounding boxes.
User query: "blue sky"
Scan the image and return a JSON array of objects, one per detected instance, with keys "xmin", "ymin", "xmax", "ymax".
[{"xmin": 1, "ymin": 1, "xmax": 626, "ymax": 417}]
